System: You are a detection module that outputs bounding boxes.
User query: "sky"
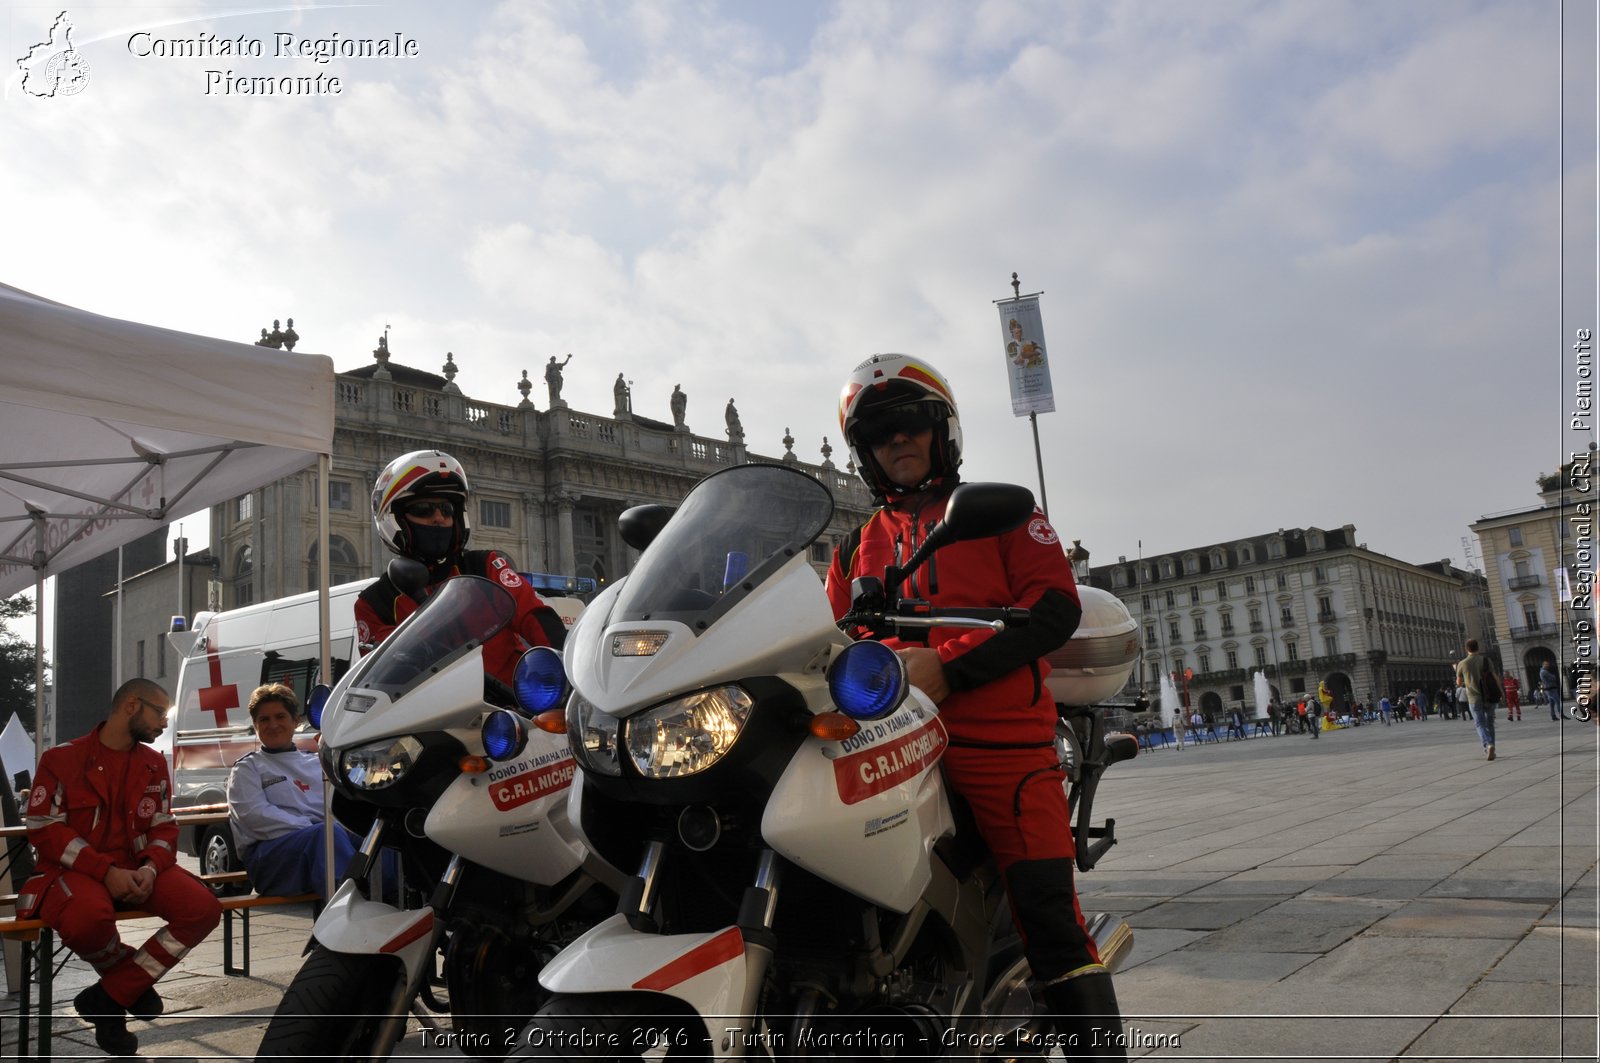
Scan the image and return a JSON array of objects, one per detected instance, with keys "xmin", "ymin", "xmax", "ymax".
[{"xmin": 2, "ymin": 0, "xmax": 1595, "ymax": 615}]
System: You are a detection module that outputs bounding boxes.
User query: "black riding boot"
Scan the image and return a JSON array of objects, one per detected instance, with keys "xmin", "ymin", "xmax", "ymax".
[{"xmin": 1044, "ymin": 970, "xmax": 1127, "ymax": 1061}]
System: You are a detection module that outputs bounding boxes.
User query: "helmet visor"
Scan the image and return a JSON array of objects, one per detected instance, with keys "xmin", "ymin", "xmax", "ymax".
[{"xmin": 852, "ymin": 400, "xmax": 946, "ymax": 449}]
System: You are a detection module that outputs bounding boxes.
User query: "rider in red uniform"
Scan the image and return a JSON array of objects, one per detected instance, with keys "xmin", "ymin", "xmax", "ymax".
[
  {"xmin": 356, "ymin": 450, "xmax": 565, "ymax": 681},
  {"xmin": 22, "ymin": 679, "xmax": 221, "ymax": 1056},
  {"xmin": 825, "ymin": 354, "xmax": 1126, "ymax": 1059}
]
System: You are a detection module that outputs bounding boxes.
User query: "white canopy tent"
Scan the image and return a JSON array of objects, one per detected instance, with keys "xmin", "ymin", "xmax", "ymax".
[{"xmin": 0, "ymin": 281, "xmax": 336, "ymax": 762}]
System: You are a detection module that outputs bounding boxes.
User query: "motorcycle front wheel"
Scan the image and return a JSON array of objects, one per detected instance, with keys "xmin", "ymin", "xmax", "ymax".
[
  {"xmin": 255, "ymin": 945, "xmax": 409, "ymax": 1062},
  {"xmin": 512, "ymin": 993, "xmax": 712, "ymax": 1061}
]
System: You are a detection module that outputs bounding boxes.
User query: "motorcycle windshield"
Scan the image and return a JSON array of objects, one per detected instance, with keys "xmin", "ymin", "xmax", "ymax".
[
  {"xmin": 350, "ymin": 576, "xmax": 515, "ymax": 698},
  {"xmin": 613, "ymin": 463, "xmax": 835, "ymax": 631}
]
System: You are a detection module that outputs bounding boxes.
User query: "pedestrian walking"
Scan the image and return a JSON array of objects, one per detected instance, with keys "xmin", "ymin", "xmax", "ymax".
[
  {"xmin": 1454, "ymin": 639, "xmax": 1501, "ymax": 760},
  {"xmin": 1540, "ymin": 661, "xmax": 1564, "ymax": 721}
]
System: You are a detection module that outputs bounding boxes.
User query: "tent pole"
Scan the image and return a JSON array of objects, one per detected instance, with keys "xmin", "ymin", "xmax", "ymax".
[
  {"xmin": 317, "ymin": 453, "xmax": 335, "ymax": 900},
  {"xmin": 31, "ymin": 510, "xmax": 46, "ymax": 766}
]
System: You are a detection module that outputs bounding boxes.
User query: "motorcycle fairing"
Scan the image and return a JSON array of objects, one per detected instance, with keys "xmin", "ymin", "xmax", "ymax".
[
  {"xmin": 426, "ymin": 738, "xmax": 588, "ymax": 883},
  {"xmin": 311, "ymin": 879, "xmax": 438, "ymax": 978},
  {"xmin": 566, "ymin": 559, "xmax": 847, "ymax": 718},
  {"xmin": 538, "ymin": 913, "xmax": 748, "ymax": 1025},
  {"xmin": 321, "ymin": 642, "xmax": 489, "ymax": 750},
  {"xmin": 762, "ymin": 692, "xmax": 955, "ymax": 912}
]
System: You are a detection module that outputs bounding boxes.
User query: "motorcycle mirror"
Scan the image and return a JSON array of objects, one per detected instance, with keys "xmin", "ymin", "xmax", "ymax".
[
  {"xmin": 941, "ymin": 482, "xmax": 1038, "ymax": 542},
  {"xmin": 890, "ymin": 483, "xmax": 1037, "ymax": 594},
  {"xmin": 387, "ymin": 557, "xmax": 430, "ymax": 598},
  {"xmin": 619, "ymin": 504, "xmax": 675, "ymax": 551}
]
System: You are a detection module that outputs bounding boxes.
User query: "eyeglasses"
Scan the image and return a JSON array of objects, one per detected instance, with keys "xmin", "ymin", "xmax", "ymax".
[
  {"xmin": 135, "ymin": 697, "xmax": 172, "ymax": 722},
  {"xmin": 855, "ymin": 404, "xmax": 941, "ymax": 448},
  {"xmin": 402, "ymin": 499, "xmax": 456, "ymax": 519}
]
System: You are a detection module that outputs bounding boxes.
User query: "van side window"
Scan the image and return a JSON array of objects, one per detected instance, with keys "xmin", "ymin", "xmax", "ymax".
[{"xmin": 260, "ymin": 640, "xmax": 353, "ymax": 706}]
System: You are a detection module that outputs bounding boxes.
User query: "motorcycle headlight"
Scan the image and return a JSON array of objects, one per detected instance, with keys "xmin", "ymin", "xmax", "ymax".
[
  {"xmin": 624, "ymin": 685, "xmax": 754, "ymax": 779},
  {"xmin": 341, "ymin": 735, "xmax": 425, "ymax": 790},
  {"xmin": 567, "ymin": 690, "xmax": 622, "ymax": 777}
]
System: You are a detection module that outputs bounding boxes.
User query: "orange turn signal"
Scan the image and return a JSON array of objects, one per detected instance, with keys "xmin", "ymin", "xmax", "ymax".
[
  {"xmin": 534, "ymin": 709, "xmax": 568, "ymax": 734},
  {"xmin": 809, "ymin": 712, "xmax": 861, "ymax": 742},
  {"xmin": 458, "ymin": 756, "xmax": 490, "ymax": 774}
]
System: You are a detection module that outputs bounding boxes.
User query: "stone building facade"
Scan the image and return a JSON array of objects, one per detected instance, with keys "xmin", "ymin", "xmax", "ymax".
[
  {"xmin": 210, "ymin": 343, "xmax": 876, "ymax": 610},
  {"xmin": 1471, "ymin": 448, "xmax": 1597, "ymax": 701},
  {"xmin": 1086, "ymin": 525, "xmax": 1492, "ymax": 718}
]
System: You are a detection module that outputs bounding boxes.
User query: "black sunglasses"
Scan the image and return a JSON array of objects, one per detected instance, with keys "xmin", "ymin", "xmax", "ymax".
[
  {"xmin": 403, "ymin": 499, "xmax": 456, "ymax": 519},
  {"xmin": 855, "ymin": 404, "xmax": 942, "ymax": 448}
]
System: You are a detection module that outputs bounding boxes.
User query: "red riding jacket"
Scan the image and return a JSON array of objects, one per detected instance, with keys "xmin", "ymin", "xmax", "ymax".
[
  {"xmin": 19, "ymin": 725, "xmax": 178, "ymax": 916},
  {"xmin": 825, "ymin": 486, "xmax": 1082, "ymax": 747}
]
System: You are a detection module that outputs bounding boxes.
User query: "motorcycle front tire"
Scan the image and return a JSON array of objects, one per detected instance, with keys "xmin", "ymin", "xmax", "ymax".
[
  {"xmin": 512, "ymin": 993, "xmax": 711, "ymax": 1061},
  {"xmin": 254, "ymin": 944, "xmax": 409, "ymax": 1062}
]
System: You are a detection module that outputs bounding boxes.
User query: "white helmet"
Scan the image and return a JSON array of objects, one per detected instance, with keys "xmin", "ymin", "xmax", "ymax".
[
  {"xmin": 838, "ymin": 353, "xmax": 963, "ymax": 499},
  {"xmin": 371, "ymin": 449, "xmax": 471, "ymax": 560}
]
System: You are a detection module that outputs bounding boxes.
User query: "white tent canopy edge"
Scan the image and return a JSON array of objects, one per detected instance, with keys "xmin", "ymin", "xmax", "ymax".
[{"xmin": 0, "ymin": 281, "xmax": 335, "ymax": 762}]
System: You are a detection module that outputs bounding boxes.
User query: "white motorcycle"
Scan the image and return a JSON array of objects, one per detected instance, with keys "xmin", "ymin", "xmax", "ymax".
[
  {"xmin": 255, "ymin": 573, "xmax": 622, "ymax": 1061},
  {"xmin": 504, "ymin": 462, "xmax": 1136, "ymax": 1061}
]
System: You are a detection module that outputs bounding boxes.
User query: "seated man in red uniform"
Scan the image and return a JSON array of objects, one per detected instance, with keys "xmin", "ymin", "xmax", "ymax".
[
  {"xmin": 356, "ymin": 449, "xmax": 565, "ymax": 678},
  {"xmin": 21, "ymin": 679, "xmax": 221, "ymax": 1055}
]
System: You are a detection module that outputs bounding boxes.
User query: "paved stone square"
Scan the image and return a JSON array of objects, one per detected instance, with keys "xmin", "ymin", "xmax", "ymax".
[{"xmin": 1, "ymin": 716, "xmax": 1594, "ymax": 1060}]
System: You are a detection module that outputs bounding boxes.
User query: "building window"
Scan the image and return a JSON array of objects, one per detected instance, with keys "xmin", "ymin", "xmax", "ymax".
[
  {"xmin": 1193, "ymin": 619, "xmax": 1207, "ymax": 639},
  {"xmin": 1165, "ymin": 590, "xmax": 1174, "ymax": 608},
  {"xmin": 237, "ymin": 494, "xmax": 253, "ymax": 521},
  {"xmin": 1276, "ymin": 574, "xmax": 1287, "ymax": 590},
  {"xmin": 1169, "ymin": 621, "xmax": 1182, "ymax": 643},
  {"xmin": 1268, "ymin": 538, "xmax": 1284, "ymax": 559},
  {"xmin": 1161, "ymin": 559, "xmax": 1174, "ymax": 578},
  {"xmin": 1286, "ymin": 640, "xmax": 1300, "ymax": 662},
  {"xmin": 1226, "ymin": 649, "xmax": 1239, "ymax": 670},
  {"xmin": 1139, "ymin": 563, "xmax": 1152, "ymax": 583},
  {"xmin": 1248, "ymin": 606, "xmax": 1261, "ymax": 628},
  {"xmin": 1281, "ymin": 606, "xmax": 1294, "ymax": 626},
  {"xmin": 1183, "ymin": 555, "xmax": 1199, "ymax": 575},
  {"xmin": 1112, "ymin": 568, "xmax": 1128, "ymax": 588},
  {"xmin": 1245, "ymin": 575, "xmax": 1255, "ymax": 594},
  {"xmin": 1217, "ymin": 580, "xmax": 1228, "ymax": 600},
  {"xmin": 1325, "ymin": 634, "xmax": 1339, "ymax": 656},
  {"xmin": 810, "ymin": 542, "xmax": 830, "ymax": 564},
  {"xmin": 156, "ymin": 636, "xmax": 166, "ymax": 677},
  {"xmin": 480, "ymin": 499, "xmax": 513, "ymax": 528},
  {"xmin": 1508, "ymin": 527, "xmax": 1523, "ymax": 546},
  {"xmin": 136, "ymin": 639, "xmax": 146, "ymax": 678},
  {"xmin": 1240, "ymin": 544, "xmax": 1254, "ymax": 564},
  {"xmin": 1145, "ymin": 626, "xmax": 1157, "ymax": 648},
  {"xmin": 1307, "ymin": 530, "xmax": 1324, "ymax": 550},
  {"xmin": 1198, "ymin": 653, "xmax": 1211, "ymax": 673},
  {"xmin": 1254, "ymin": 645, "xmax": 1267, "ymax": 667},
  {"xmin": 1189, "ymin": 586, "xmax": 1200, "ymax": 604},
  {"xmin": 1513, "ymin": 558, "xmax": 1531, "ymax": 579},
  {"xmin": 307, "ymin": 535, "xmax": 362, "ymax": 590},
  {"xmin": 234, "ymin": 545, "xmax": 253, "ymax": 607},
  {"xmin": 1290, "ymin": 677, "xmax": 1306, "ymax": 694},
  {"xmin": 1523, "ymin": 605, "xmax": 1539, "ymax": 628},
  {"xmin": 329, "ymin": 480, "xmax": 352, "ymax": 510},
  {"xmin": 1221, "ymin": 613, "xmax": 1235, "ymax": 634},
  {"xmin": 1211, "ymin": 550, "xmax": 1227, "ymax": 570},
  {"xmin": 1142, "ymin": 594, "xmax": 1151, "ymax": 612},
  {"xmin": 1317, "ymin": 596, "xmax": 1333, "ymax": 620}
]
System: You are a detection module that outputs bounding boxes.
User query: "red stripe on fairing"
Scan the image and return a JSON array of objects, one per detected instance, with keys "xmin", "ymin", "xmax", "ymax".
[
  {"xmin": 631, "ymin": 928, "xmax": 744, "ymax": 992},
  {"xmin": 897, "ymin": 364, "xmax": 952, "ymax": 403},
  {"xmin": 381, "ymin": 910, "xmax": 435, "ymax": 953}
]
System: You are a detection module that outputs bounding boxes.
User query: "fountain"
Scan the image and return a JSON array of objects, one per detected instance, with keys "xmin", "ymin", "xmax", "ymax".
[
  {"xmin": 1253, "ymin": 671, "xmax": 1272, "ymax": 719},
  {"xmin": 1160, "ymin": 672, "xmax": 1183, "ymax": 729}
]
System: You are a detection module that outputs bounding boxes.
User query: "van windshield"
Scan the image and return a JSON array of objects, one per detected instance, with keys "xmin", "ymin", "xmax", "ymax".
[{"xmin": 350, "ymin": 577, "xmax": 514, "ymax": 698}]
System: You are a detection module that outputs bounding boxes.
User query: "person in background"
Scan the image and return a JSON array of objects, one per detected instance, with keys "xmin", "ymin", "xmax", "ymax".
[
  {"xmin": 21, "ymin": 680, "xmax": 221, "ymax": 1056},
  {"xmin": 1540, "ymin": 660, "xmax": 1564, "ymax": 721},
  {"xmin": 1454, "ymin": 639, "xmax": 1502, "ymax": 760},
  {"xmin": 227, "ymin": 684, "xmax": 357, "ymax": 899},
  {"xmin": 828, "ymin": 353, "xmax": 1125, "ymax": 1057},
  {"xmin": 1502, "ymin": 673, "xmax": 1521, "ymax": 722}
]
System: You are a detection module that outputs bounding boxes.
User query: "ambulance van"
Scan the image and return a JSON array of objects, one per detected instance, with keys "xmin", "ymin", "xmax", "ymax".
[{"xmin": 166, "ymin": 577, "xmax": 585, "ymax": 884}]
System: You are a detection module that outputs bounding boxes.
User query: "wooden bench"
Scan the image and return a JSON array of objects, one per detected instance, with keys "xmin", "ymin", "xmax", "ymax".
[{"xmin": 0, "ymin": 815, "xmax": 322, "ymax": 1061}]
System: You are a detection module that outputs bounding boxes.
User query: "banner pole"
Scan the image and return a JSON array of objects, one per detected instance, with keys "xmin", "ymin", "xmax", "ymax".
[{"xmin": 1030, "ymin": 410, "xmax": 1049, "ymax": 520}]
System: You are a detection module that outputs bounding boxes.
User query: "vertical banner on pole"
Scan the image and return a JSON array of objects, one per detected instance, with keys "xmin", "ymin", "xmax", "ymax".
[{"xmin": 997, "ymin": 296, "xmax": 1056, "ymax": 416}]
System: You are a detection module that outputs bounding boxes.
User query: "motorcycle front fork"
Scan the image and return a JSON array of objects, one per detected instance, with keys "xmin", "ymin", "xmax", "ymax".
[
  {"xmin": 353, "ymin": 817, "xmax": 464, "ymax": 1063},
  {"xmin": 621, "ymin": 842, "xmax": 782, "ymax": 1057}
]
